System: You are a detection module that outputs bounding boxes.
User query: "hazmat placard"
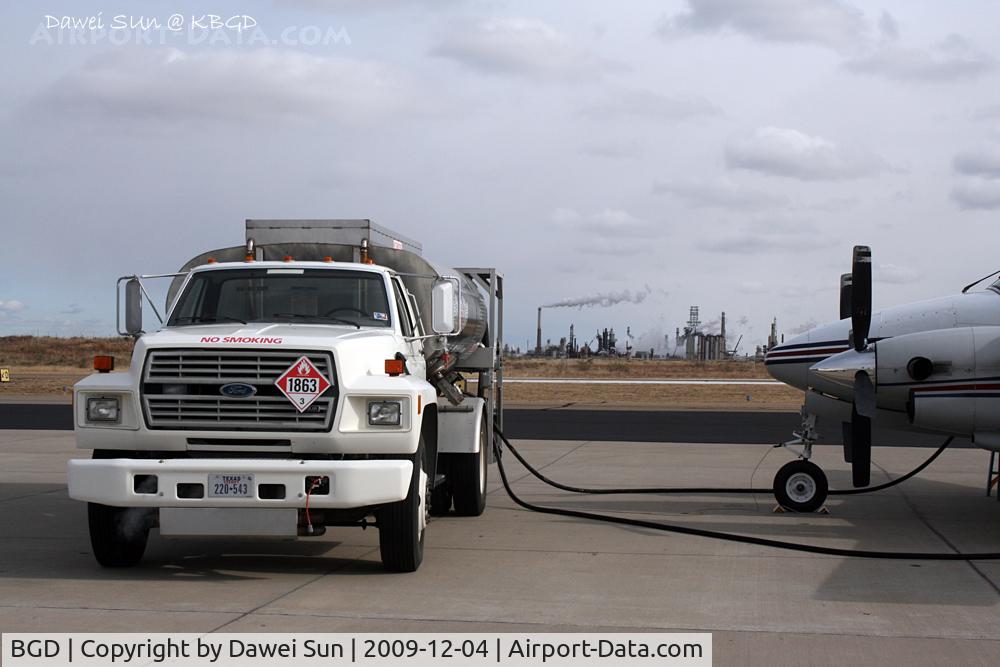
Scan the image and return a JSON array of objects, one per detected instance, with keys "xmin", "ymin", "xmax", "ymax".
[{"xmin": 275, "ymin": 356, "xmax": 331, "ymax": 412}]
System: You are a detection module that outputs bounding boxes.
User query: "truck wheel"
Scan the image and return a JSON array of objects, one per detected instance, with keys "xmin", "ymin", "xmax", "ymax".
[
  {"xmin": 378, "ymin": 437, "xmax": 427, "ymax": 572},
  {"xmin": 450, "ymin": 415, "xmax": 488, "ymax": 517},
  {"xmin": 87, "ymin": 503, "xmax": 150, "ymax": 567}
]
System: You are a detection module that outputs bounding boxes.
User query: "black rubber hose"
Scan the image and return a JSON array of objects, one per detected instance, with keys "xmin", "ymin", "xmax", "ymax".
[
  {"xmin": 493, "ymin": 428, "xmax": 1000, "ymax": 560},
  {"xmin": 497, "ymin": 429, "xmax": 952, "ymax": 497}
]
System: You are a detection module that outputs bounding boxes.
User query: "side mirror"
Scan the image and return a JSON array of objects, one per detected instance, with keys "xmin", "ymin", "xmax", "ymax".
[
  {"xmin": 125, "ymin": 278, "xmax": 143, "ymax": 335},
  {"xmin": 431, "ymin": 279, "xmax": 458, "ymax": 335}
]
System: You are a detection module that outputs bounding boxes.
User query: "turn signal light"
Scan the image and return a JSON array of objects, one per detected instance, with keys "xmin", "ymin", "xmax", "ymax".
[
  {"xmin": 385, "ymin": 359, "xmax": 405, "ymax": 376},
  {"xmin": 93, "ymin": 355, "xmax": 115, "ymax": 373}
]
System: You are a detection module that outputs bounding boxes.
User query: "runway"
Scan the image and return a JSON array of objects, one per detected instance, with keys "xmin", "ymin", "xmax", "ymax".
[
  {"xmin": 0, "ymin": 403, "xmax": 966, "ymax": 448},
  {"xmin": 2, "ymin": 429, "xmax": 999, "ymax": 664},
  {"xmin": 0, "ymin": 402, "xmax": 799, "ymax": 443},
  {"xmin": 494, "ymin": 378, "xmax": 782, "ymax": 385}
]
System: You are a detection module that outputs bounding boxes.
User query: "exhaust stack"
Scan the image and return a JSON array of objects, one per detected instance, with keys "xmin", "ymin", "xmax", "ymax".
[{"xmin": 536, "ymin": 307, "xmax": 543, "ymax": 355}]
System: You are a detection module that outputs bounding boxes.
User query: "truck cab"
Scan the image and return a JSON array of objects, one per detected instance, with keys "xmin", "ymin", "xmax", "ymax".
[{"xmin": 68, "ymin": 220, "xmax": 504, "ymax": 572}]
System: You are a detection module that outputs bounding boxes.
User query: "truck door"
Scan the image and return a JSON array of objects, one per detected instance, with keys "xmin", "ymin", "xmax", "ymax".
[{"xmin": 392, "ymin": 278, "xmax": 426, "ymax": 379}]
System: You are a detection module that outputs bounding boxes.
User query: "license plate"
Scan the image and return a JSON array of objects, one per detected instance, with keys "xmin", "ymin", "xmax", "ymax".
[{"xmin": 208, "ymin": 474, "xmax": 255, "ymax": 498}]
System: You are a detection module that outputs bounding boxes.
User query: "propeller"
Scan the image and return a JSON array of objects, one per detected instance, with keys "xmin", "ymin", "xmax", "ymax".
[
  {"xmin": 844, "ymin": 245, "xmax": 874, "ymax": 486},
  {"xmin": 839, "ymin": 273, "xmax": 852, "ymax": 320},
  {"xmin": 851, "ymin": 245, "xmax": 872, "ymax": 352}
]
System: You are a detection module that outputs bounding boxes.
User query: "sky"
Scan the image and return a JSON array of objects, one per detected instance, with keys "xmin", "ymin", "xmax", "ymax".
[{"xmin": 2, "ymin": 0, "xmax": 1000, "ymax": 354}]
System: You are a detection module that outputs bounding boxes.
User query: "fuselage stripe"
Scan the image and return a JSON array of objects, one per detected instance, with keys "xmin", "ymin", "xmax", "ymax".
[{"xmin": 765, "ymin": 346, "xmax": 850, "ymax": 359}]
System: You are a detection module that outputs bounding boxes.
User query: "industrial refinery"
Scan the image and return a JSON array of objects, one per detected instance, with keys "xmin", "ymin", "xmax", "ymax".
[{"xmin": 530, "ymin": 303, "xmax": 775, "ymax": 360}]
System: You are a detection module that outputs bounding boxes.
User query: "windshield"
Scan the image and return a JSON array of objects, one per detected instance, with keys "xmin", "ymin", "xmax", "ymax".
[{"xmin": 168, "ymin": 268, "xmax": 392, "ymax": 328}]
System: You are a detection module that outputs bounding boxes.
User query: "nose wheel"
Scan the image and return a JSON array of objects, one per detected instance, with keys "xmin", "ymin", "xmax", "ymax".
[{"xmin": 773, "ymin": 460, "xmax": 828, "ymax": 513}]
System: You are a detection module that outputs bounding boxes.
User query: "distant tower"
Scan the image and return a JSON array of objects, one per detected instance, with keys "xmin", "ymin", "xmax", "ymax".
[
  {"xmin": 720, "ymin": 312, "xmax": 727, "ymax": 357},
  {"xmin": 536, "ymin": 307, "xmax": 543, "ymax": 355},
  {"xmin": 768, "ymin": 318, "xmax": 778, "ymax": 350},
  {"xmin": 687, "ymin": 306, "xmax": 701, "ymax": 332}
]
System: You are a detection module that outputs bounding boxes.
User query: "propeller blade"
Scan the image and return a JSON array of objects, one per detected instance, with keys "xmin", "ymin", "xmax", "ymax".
[
  {"xmin": 839, "ymin": 273, "xmax": 852, "ymax": 320},
  {"xmin": 851, "ymin": 245, "xmax": 872, "ymax": 352},
  {"xmin": 850, "ymin": 403, "xmax": 872, "ymax": 487},
  {"xmin": 841, "ymin": 421, "xmax": 853, "ymax": 463},
  {"xmin": 854, "ymin": 371, "xmax": 876, "ymax": 418}
]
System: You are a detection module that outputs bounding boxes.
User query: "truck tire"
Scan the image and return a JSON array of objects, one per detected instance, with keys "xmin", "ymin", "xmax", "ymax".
[
  {"xmin": 450, "ymin": 414, "xmax": 488, "ymax": 517},
  {"xmin": 377, "ymin": 437, "xmax": 427, "ymax": 572},
  {"xmin": 87, "ymin": 503, "xmax": 150, "ymax": 567}
]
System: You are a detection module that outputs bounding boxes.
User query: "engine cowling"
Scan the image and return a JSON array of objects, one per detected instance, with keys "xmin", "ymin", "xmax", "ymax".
[{"xmin": 875, "ymin": 326, "xmax": 1000, "ymax": 438}]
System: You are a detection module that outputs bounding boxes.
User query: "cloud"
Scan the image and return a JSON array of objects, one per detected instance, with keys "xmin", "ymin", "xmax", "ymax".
[
  {"xmin": 550, "ymin": 208, "xmax": 663, "ymax": 257},
  {"xmin": 953, "ymin": 149, "xmax": 1000, "ymax": 178},
  {"xmin": 60, "ymin": 303, "xmax": 84, "ymax": 315},
  {"xmin": 580, "ymin": 142, "xmax": 642, "ymax": 159},
  {"xmin": 658, "ymin": 0, "xmax": 870, "ymax": 54},
  {"xmin": 653, "ymin": 179, "xmax": 788, "ymax": 210},
  {"xmin": 951, "ymin": 147, "xmax": 1000, "ymax": 209},
  {"xmin": 877, "ymin": 10, "xmax": 899, "ymax": 41},
  {"xmin": 725, "ymin": 126, "xmax": 887, "ymax": 180},
  {"xmin": 736, "ymin": 281, "xmax": 768, "ymax": 294},
  {"xmin": 277, "ymin": 0, "xmax": 460, "ymax": 12},
  {"xmin": 550, "ymin": 208, "xmax": 661, "ymax": 239},
  {"xmin": 971, "ymin": 105, "xmax": 1000, "ymax": 122},
  {"xmin": 32, "ymin": 48, "xmax": 425, "ymax": 125},
  {"xmin": 844, "ymin": 34, "xmax": 994, "ymax": 82},
  {"xmin": 876, "ymin": 263, "xmax": 920, "ymax": 284},
  {"xmin": 659, "ymin": 3, "xmax": 993, "ymax": 83},
  {"xmin": 696, "ymin": 217, "xmax": 822, "ymax": 254},
  {"xmin": 951, "ymin": 178, "xmax": 1000, "ymax": 210},
  {"xmin": 430, "ymin": 18, "xmax": 623, "ymax": 82},
  {"xmin": 580, "ymin": 88, "xmax": 721, "ymax": 121},
  {"xmin": 0, "ymin": 300, "xmax": 26, "ymax": 313}
]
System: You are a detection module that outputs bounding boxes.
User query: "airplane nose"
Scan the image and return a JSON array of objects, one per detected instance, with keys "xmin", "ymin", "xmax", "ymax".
[
  {"xmin": 808, "ymin": 348, "xmax": 876, "ymax": 402},
  {"xmin": 765, "ymin": 355, "xmax": 808, "ymax": 389}
]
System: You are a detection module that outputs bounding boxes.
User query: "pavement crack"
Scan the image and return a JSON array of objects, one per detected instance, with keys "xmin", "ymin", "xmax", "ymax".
[
  {"xmin": 206, "ymin": 547, "xmax": 381, "ymax": 633},
  {"xmin": 872, "ymin": 458, "xmax": 1000, "ymax": 597},
  {"xmin": 0, "ymin": 488, "xmax": 62, "ymax": 504},
  {"xmin": 490, "ymin": 440, "xmax": 593, "ymax": 493}
]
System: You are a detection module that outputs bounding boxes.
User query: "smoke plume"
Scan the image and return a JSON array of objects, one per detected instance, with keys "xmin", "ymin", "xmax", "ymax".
[{"xmin": 544, "ymin": 285, "xmax": 653, "ymax": 309}]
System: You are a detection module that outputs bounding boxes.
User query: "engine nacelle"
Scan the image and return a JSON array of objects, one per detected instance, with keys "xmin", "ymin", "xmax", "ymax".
[{"xmin": 876, "ymin": 326, "xmax": 1000, "ymax": 442}]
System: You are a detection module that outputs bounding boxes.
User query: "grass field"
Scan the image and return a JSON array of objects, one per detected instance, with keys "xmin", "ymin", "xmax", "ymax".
[{"xmin": 0, "ymin": 336, "xmax": 802, "ymax": 410}]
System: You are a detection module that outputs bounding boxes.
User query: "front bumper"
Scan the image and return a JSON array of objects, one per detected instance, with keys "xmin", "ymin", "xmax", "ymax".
[{"xmin": 67, "ymin": 458, "xmax": 412, "ymax": 509}]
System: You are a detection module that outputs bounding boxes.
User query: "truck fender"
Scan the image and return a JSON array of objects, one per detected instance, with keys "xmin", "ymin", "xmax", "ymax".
[
  {"xmin": 436, "ymin": 397, "xmax": 486, "ymax": 454},
  {"xmin": 420, "ymin": 404, "xmax": 439, "ymax": 483}
]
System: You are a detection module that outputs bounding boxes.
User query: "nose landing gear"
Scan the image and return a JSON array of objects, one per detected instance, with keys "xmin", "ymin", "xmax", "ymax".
[
  {"xmin": 773, "ymin": 411, "xmax": 829, "ymax": 513},
  {"xmin": 773, "ymin": 460, "xmax": 829, "ymax": 513}
]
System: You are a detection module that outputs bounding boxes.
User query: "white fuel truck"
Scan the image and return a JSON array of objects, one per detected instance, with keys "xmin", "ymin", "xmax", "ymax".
[{"xmin": 67, "ymin": 220, "xmax": 504, "ymax": 572}]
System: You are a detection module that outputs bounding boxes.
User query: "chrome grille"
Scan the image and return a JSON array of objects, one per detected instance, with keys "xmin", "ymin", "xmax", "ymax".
[{"xmin": 142, "ymin": 349, "xmax": 335, "ymax": 431}]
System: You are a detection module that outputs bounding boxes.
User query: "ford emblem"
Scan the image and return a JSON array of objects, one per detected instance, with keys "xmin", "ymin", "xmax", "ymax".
[{"xmin": 220, "ymin": 383, "xmax": 257, "ymax": 398}]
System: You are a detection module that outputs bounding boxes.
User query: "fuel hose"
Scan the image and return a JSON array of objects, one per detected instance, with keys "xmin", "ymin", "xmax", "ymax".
[{"xmin": 492, "ymin": 427, "xmax": 1000, "ymax": 560}]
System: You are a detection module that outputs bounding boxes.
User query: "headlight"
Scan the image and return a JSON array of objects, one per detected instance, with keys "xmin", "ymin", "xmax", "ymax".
[
  {"xmin": 367, "ymin": 400, "xmax": 402, "ymax": 426},
  {"xmin": 86, "ymin": 397, "xmax": 120, "ymax": 423}
]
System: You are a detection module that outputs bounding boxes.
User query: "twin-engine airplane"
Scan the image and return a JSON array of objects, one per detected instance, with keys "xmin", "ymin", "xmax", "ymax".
[{"xmin": 765, "ymin": 246, "xmax": 1000, "ymax": 511}]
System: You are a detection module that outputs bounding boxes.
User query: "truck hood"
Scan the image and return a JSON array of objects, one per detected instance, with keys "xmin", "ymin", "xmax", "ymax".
[
  {"xmin": 142, "ymin": 323, "xmax": 392, "ymax": 348},
  {"xmin": 130, "ymin": 323, "xmax": 403, "ymax": 384}
]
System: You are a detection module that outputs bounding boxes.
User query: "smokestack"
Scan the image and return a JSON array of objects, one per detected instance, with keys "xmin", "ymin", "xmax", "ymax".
[
  {"xmin": 720, "ymin": 311, "xmax": 726, "ymax": 354},
  {"xmin": 536, "ymin": 307, "xmax": 543, "ymax": 355}
]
